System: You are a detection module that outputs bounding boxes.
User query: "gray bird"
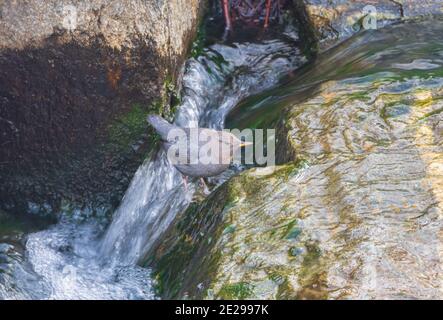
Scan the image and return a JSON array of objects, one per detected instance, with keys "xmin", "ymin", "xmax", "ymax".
[{"xmin": 147, "ymin": 114, "xmax": 251, "ymax": 188}]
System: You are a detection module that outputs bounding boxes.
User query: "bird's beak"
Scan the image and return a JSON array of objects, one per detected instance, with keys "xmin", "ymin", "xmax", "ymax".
[{"xmin": 240, "ymin": 142, "xmax": 253, "ymax": 148}]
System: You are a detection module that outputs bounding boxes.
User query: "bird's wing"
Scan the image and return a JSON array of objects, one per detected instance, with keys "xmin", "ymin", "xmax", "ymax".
[
  {"xmin": 147, "ymin": 114, "xmax": 178, "ymax": 141},
  {"xmin": 163, "ymin": 127, "xmax": 236, "ymax": 166}
]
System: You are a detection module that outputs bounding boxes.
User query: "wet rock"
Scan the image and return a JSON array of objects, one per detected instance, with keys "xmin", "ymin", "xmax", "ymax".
[
  {"xmin": 0, "ymin": 0, "xmax": 203, "ymax": 216},
  {"xmin": 149, "ymin": 163, "xmax": 316, "ymax": 299},
  {"xmin": 0, "ymin": 209, "xmax": 54, "ymax": 240},
  {"xmin": 151, "ymin": 20, "xmax": 443, "ymax": 300},
  {"xmin": 291, "ymin": 0, "xmax": 443, "ymax": 51}
]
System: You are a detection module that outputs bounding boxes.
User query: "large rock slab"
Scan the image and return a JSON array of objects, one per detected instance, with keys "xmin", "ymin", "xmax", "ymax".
[
  {"xmin": 150, "ymin": 19, "xmax": 443, "ymax": 299},
  {"xmin": 0, "ymin": 0, "xmax": 201, "ymax": 58},
  {"xmin": 0, "ymin": 0, "xmax": 203, "ymax": 216}
]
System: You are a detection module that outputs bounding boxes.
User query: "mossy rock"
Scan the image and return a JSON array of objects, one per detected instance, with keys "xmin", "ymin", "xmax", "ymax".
[
  {"xmin": 149, "ymin": 162, "xmax": 320, "ymax": 300},
  {"xmin": 150, "ymin": 20, "xmax": 443, "ymax": 300}
]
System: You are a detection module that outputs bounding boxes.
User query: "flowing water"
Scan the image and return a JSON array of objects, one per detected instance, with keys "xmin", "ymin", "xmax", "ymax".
[
  {"xmin": 0, "ymin": 26, "xmax": 304, "ymax": 299},
  {"xmin": 3, "ymin": 16, "xmax": 442, "ymax": 301},
  {"xmin": 220, "ymin": 19, "xmax": 443, "ymax": 299}
]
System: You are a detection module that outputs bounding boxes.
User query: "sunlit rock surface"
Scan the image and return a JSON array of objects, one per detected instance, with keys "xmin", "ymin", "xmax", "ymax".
[
  {"xmin": 292, "ymin": 0, "xmax": 443, "ymax": 50},
  {"xmin": 152, "ymin": 19, "xmax": 443, "ymax": 300},
  {"xmin": 0, "ymin": 0, "xmax": 201, "ymax": 57}
]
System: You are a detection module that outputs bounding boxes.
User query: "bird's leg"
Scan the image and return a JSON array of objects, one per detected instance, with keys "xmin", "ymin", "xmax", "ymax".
[
  {"xmin": 183, "ymin": 175, "xmax": 188, "ymax": 190},
  {"xmin": 264, "ymin": 0, "xmax": 272, "ymax": 28},
  {"xmin": 200, "ymin": 178, "xmax": 210, "ymax": 195},
  {"xmin": 222, "ymin": 0, "xmax": 232, "ymax": 30}
]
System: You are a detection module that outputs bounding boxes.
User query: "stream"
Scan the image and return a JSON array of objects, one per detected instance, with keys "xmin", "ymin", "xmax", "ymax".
[
  {"xmin": 0, "ymin": 24, "xmax": 304, "ymax": 299},
  {"xmin": 2, "ymin": 15, "xmax": 442, "ymax": 300}
]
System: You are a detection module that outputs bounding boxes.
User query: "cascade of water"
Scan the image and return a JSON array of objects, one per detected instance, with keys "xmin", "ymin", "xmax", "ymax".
[
  {"xmin": 1, "ymin": 31, "xmax": 302, "ymax": 299},
  {"xmin": 100, "ymin": 36, "xmax": 304, "ymax": 266}
]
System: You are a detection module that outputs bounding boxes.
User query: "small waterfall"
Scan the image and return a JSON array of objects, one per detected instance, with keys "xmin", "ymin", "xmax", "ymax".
[
  {"xmin": 2, "ymin": 30, "xmax": 303, "ymax": 299},
  {"xmin": 100, "ymin": 36, "xmax": 305, "ymax": 265},
  {"xmin": 98, "ymin": 152, "xmax": 191, "ymax": 265}
]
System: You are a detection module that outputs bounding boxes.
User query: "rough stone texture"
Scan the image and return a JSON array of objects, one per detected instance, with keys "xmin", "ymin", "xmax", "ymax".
[
  {"xmin": 401, "ymin": 0, "xmax": 443, "ymax": 18},
  {"xmin": 151, "ymin": 20, "xmax": 443, "ymax": 300},
  {"xmin": 0, "ymin": 0, "xmax": 203, "ymax": 216},
  {"xmin": 0, "ymin": 0, "xmax": 200, "ymax": 57},
  {"xmin": 293, "ymin": 0, "xmax": 443, "ymax": 50}
]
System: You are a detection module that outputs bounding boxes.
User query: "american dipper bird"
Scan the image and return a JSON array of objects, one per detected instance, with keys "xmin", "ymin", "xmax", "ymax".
[{"xmin": 147, "ymin": 115, "xmax": 251, "ymax": 187}]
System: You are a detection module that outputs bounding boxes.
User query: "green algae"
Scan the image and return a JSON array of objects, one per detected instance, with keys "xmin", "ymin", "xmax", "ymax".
[
  {"xmin": 419, "ymin": 106, "xmax": 443, "ymax": 120},
  {"xmin": 296, "ymin": 241, "xmax": 328, "ymax": 300},
  {"xmin": 218, "ymin": 282, "xmax": 255, "ymax": 300},
  {"xmin": 264, "ymin": 218, "xmax": 299, "ymax": 240},
  {"xmin": 190, "ymin": 20, "xmax": 208, "ymax": 59},
  {"xmin": 148, "ymin": 187, "xmax": 231, "ymax": 299},
  {"xmin": 285, "ymin": 227, "xmax": 302, "ymax": 240},
  {"xmin": 107, "ymin": 103, "xmax": 151, "ymax": 151},
  {"xmin": 149, "ymin": 161, "xmax": 312, "ymax": 300},
  {"xmin": 222, "ymin": 224, "xmax": 236, "ymax": 235}
]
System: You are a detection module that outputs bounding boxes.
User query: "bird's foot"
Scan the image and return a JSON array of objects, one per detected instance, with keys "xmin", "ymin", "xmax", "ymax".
[
  {"xmin": 182, "ymin": 176, "xmax": 188, "ymax": 190},
  {"xmin": 222, "ymin": 0, "xmax": 232, "ymax": 30},
  {"xmin": 222, "ymin": 27, "xmax": 231, "ymax": 42},
  {"xmin": 200, "ymin": 178, "xmax": 211, "ymax": 195},
  {"xmin": 264, "ymin": 0, "xmax": 272, "ymax": 28}
]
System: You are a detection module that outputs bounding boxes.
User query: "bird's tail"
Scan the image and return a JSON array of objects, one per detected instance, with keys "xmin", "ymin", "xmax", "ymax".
[{"xmin": 147, "ymin": 114, "xmax": 174, "ymax": 141}]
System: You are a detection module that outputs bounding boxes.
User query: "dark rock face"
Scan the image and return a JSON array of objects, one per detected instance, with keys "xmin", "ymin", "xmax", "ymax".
[
  {"xmin": 0, "ymin": 0, "xmax": 203, "ymax": 216},
  {"xmin": 0, "ymin": 38, "xmax": 160, "ymax": 216},
  {"xmin": 0, "ymin": 39, "xmax": 159, "ymax": 160}
]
